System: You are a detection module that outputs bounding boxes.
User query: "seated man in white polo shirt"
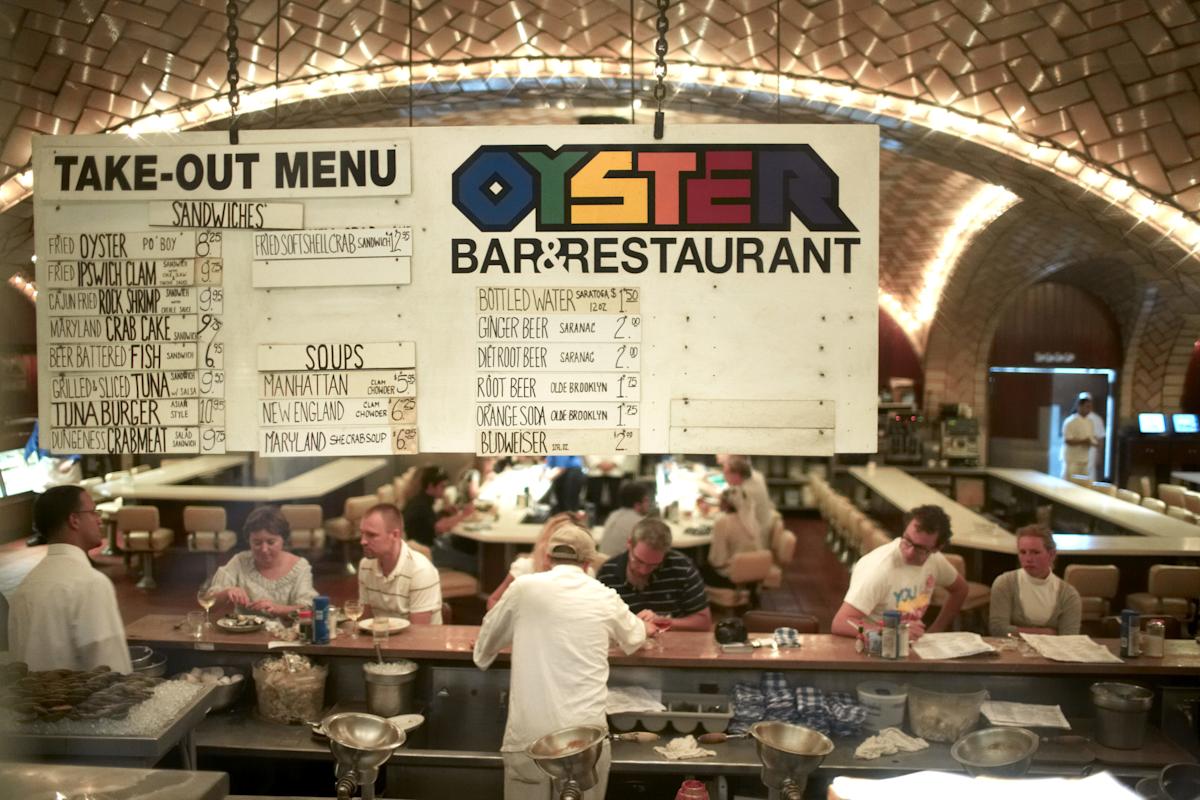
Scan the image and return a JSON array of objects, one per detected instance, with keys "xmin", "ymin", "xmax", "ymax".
[{"xmin": 357, "ymin": 503, "xmax": 443, "ymax": 624}]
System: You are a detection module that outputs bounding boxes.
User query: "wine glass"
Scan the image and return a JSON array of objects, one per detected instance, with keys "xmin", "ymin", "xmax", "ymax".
[
  {"xmin": 343, "ymin": 600, "xmax": 364, "ymax": 638},
  {"xmin": 196, "ymin": 582, "xmax": 217, "ymax": 628}
]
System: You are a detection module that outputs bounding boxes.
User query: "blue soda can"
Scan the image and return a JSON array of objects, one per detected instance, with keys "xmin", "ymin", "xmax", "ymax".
[
  {"xmin": 1119, "ymin": 609, "xmax": 1140, "ymax": 657},
  {"xmin": 313, "ymin": 596, "xmax": 331, "ymax": 645}
]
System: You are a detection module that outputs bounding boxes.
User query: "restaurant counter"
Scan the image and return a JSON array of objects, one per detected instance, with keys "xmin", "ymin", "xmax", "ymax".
[{"xmin": 122, "ymin": 614, "xmax": 1200, "ymax": 795}]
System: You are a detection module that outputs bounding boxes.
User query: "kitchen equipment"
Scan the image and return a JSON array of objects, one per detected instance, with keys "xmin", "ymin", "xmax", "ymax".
[
  {"xmin": 856, "ymin": 681, "xmax": 907, "ymax": 732},
  {"xmin": 906, "ymin": 683, "xmax": 986, "ymax": 743},
  {"xmin": 1091, "ymin": 682, "xmax": 1153, "ymax": 750},
  {"xmin": 324, "ymin": 711, "xmax": 405, "ymax": 800},
  {"xmin": 174, "ymin": 666, "xmax": 246, "ymax": 712},
  {"xmin": 128, "ymin": 645, "xmax": 154, "ymax": 668},
  {"xmin": 1158, "ymin": 762, "xmax": 1200, "ymax": 800},
  {"xmin": 527, "ymin": 724, "xmax": 608, "ymax": 800},
  {"xmin": 363, "ymin": 660, "xmax": 418, "ymax": 717},
  {"xmin": 133, "ymin": 653, "xmax": 167, "ymax": 678},
  {"xmin": 697, "ymin": 732, "xmax": 748, "ymax": 744},
  {"xmin": 749, "ymin": 721, "xmax": 833, "ymax": 800},
  {"xmin": 608, "ymin": 692, "xmax": 732, "ymax": 735},
  {"xmin": 254, "ymin": 656, "xmax": 327, "ymax": 724},
  {"xmin": 950, "ymin": 726, "xmax": 1039, "ymax": 777}
]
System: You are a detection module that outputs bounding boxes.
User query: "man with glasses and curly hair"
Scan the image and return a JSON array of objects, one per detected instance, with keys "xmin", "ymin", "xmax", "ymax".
[
  {"xmin": 831, "ymin": 505, "xmax": 967, "ymax": 641},
  {"xmin": 8, "ymin": 485, "xmax": 132, "ymax": 672}
]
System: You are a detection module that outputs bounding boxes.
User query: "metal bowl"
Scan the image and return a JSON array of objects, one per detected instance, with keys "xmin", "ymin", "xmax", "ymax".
[
  {"xmin": 128, "ymin": 645, "xmax": 155, "ymax": 667},
  {"xmin": 134, "ymin": 654, "xmax": 167, "ymax": 678},
  {"xmin": 951, "ymin": 726, "xmax": 1039, "ymax": 777}
]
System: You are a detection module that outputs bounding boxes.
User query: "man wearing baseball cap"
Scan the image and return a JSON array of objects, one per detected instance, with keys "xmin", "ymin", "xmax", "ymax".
[{"xmin": 474, "ymin": 524, "xmax": 658, "ymax": 799}]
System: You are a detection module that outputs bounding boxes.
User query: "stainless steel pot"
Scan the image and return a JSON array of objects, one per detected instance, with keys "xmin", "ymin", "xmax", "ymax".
[
  {"xmin": 1091, "ymin": 682, "xmax": 1153, "ymax": 750},
  {"xmin": 363, "ymin": 661, "xmax": 417, "ymax": 717}
]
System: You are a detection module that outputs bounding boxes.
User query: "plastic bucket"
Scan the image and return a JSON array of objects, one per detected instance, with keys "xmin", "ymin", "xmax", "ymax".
[{"xmin": 857, "ymin": 681, "xmax": 907, "ymax": 732}]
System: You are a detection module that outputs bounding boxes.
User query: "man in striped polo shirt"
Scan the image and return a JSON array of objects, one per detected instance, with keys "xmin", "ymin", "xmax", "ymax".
[
  {"xmin": 596, "ymin": 518, "xmax": 713, "ymax": 632},
  {"xmin": 357, "ymin": 503, "xmax": 443, "ymax": 625}
]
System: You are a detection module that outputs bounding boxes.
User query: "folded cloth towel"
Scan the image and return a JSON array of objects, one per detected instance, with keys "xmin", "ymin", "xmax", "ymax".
[
  {"xmin": 606, "ymin": 686, "xmax": 665, "ymax": 715},
  {"xmin": 653, "ymin": 735, "xmax": 718, "ymax": 760},
  {"xmin": 853, "ymin": 727, "xmax": 929, "ymax": 760},
  {"xmin": 761, "ymin": 672, "xmax": 796, "ymax": 722},
  {"xmin": 729, "ymin": 683, "xmax": 765, "ymax": 735},
  {"xmin": 825, "ymin": 691, "xmax": 868, "ymax": 737},
  {"xmin": 794, "ymin": 685, "xmax": 831, "ymax": 735},
  {"xmin": 774, "ymin": 627, "xmax": 801, "ymax": 647}
]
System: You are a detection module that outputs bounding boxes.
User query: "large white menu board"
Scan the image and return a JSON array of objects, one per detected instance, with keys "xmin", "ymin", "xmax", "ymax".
[{"xmin": 33, "ymin": 126, "xmax": 879, "ymax": 457}]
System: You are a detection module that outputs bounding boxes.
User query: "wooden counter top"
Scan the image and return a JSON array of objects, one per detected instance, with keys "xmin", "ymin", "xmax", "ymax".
[{"xmin": 126, "ymin": 614, "xmax": 1200, "ymax": 677}]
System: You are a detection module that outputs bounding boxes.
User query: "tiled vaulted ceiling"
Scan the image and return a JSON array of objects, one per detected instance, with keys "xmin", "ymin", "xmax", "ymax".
[{"xmin": 0, "ymin": 0, "xmax": 1198, "ymax": 355}]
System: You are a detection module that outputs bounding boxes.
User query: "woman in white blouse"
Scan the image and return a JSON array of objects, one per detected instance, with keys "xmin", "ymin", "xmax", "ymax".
[
  {"xmin": 988, "ymin": 525, "xmax": 1082, "ymax": 636},
  {"xmin": 210, "ymin": 506, "xmax": 319, "ymax": 617}
]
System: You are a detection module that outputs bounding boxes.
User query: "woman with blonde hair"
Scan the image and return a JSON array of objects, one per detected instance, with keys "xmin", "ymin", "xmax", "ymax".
[
  {"xmin": 989, "ymin": 525, "xmax": 1081, "ymax": 636},
  {"xmin": 486, "ymin": 512, "xmax": 598, "ymax": 609}
]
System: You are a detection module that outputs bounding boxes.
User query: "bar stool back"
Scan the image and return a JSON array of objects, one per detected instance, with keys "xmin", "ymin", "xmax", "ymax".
[
  {"xmin": 1127, "ymin": 565, "xmax": 1200, "ymax": 622},
  {"xmin": 324, "ymin": 494, "xmax": 379, "ymax": 575},
  {"xmin": 183, "ymin": 505, "xmax": 237, "ymax": 580},
  {"xmin": 116, "ymin": 505, "xmax": 173, "ymax": 590},
  {"xmin": 280, "ymin": 504, "xmax": 327, "ymax": 556},
  {"xmin": 1063, "ymin": 564, "xmax": 1119, "ymax": 619}
]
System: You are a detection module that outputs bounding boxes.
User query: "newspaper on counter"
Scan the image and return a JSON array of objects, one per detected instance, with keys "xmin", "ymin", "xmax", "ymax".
[
  {"xmin": 1020, "ymin": 633, "xmax": 1123, "ymax": 664},
  {"xmin": 911, "ymin": 632, "xmax": 995, "ymax": 660},
  {"xmin": 981, "ymin": 700, "xmax": 1071, "ymax": 729}
]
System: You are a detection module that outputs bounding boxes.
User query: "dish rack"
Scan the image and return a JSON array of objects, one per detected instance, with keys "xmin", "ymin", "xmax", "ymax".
[{"xmin": 609, "ymin": 692, "xmax": 732, "ymax": 734}]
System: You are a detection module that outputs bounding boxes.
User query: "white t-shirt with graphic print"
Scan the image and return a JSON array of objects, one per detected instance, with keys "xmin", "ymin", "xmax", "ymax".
[{"xmin": 842, "ymin": 538, "xmax": 959, "ymax": 625}]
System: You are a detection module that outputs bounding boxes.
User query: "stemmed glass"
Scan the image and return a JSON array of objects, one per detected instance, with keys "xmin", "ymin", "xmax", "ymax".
[
  {"xmin": 343, "ymin": 600, "xmax": 364, "ymax": 638},
  {"xmin": 196, "ymin": 582, "xmax": 217, "ymax": 628}
]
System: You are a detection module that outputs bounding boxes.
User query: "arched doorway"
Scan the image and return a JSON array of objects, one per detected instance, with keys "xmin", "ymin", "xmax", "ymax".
[{"xmin": 987, "ymin": 282, "xmax": 1122, "ymax": 479}]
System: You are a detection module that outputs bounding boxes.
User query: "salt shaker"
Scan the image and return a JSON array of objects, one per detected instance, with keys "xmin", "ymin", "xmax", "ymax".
[{"xmin": 1142, "ymin": 619, "xmax": 1165, "ymax": 658}]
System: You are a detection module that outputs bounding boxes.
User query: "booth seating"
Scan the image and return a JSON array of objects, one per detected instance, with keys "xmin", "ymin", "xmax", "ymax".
[
  {"xmin": 182, "ymin": 506, "xmax": 236, "ymax": 579},
  {"xmin": 1126, "ymin": 565, "xmax": 1200, "ymax": 623},
  {"xmin": 1159, "ymin": 484, "xmax": 1188, "ymax": 510},
  {"xmin": 324, "ymin": 494, "xmax": 378, "ymax": 575},
  {"xmin": 406, "ymin": 540, "xmax": 481, "ymax": 603},
  {"xmin": 280, "ymin": 504, "xmax": 327, "ymax": 557},
  {"xmin": 743, "ymin": 610, "xmax": 819, "ymax": 634},
  {"xmin": 705, "ymin": 549, "xmax": 775, "ymax": 610},
  {"xmin": 932, "ymin": 553, "xmax": 991, "ymax": 628},
  {"xmin": 116, "ymin": 506, "xmax": 173, "ymax": 590},
  {"xmin": 1064, "ymin": 564, "xmax": 1120, "ymax": 620},
  {"xmin": 1142, "ymin": 497, "xmax": 1168, "ymax": 513}
]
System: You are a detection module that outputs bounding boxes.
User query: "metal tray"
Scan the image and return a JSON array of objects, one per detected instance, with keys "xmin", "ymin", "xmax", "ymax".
[
  {"xmin": 1, "ymin": 683, "xmax": 217, "ymax": 765},
  {"xmin": 609, "ymin": 692, "xmax": 731, "ymax": 735}
]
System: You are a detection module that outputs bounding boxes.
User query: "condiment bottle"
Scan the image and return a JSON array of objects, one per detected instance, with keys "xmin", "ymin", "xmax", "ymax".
[
  {"xmin": 898, "ymin": 622, "xmax": 911, "ymax": 658},
  {"xmin": 1120, "ymin": 609, "xmax": 1140, "ymax": 657},
  {"xmin": 1142, "ymin": 619, "xmax": 1165, "ymax": 658},
  {"xmin": 298, "ymin": 609, "xmax": 313, "ymax": 643},
  {"xmin": 312, "ymin": 596, "xmax": 330, "ymax": 644},
  {"xmin": 881, "ymin": 611, "xmax": 901, "ymax": 659},
  {"xmin": 675, "ymin": 778, "xmax": 709, "ymax": 800}
]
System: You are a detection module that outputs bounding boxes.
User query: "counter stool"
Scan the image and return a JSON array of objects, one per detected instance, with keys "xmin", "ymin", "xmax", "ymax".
[
  {"xmin": 1126, "ymin": 565, "xmax": 1200, "ymax": 623},
  {"xmin": 324, "ymin": 494, "xmax": 378, "ymax": 575},
  {"xmin": 1091, "ymin": 481, "xmax": 1117, "ymax": 497},
  {"xmin": 280, "ymin": 504, "xmax": 327, "ymax": 557},
  {"xmin": 1141, "ymin": 497, "xmax": 1168, "ymax": 514},
  {"xmin": 1115, "ymin": 488, "xmax": 1141, "ymax": 505},
  {"xmin": 406, "ymin": 541, "xmax": 481, "ymax": 606},
  {"xmin": 1185, "ymin": 491, "xmax": 1200, "ymax": 517},
  {"xmin": 1159, "ymin": 484, "xmax": 1188, "ymax": 510},
  {"xmin": 1064, "ymin": 564, "xmax": 1119, "ymax": 619},
  {"xmin": 933, "ymin": 553, "xmax": 991, "ymax": 629},
  {"xmin": 860, "ymin": 526, "xmax": 891, "ymax": 555},
  {"xmin": 705, "ymin": 549, "xmax": 774, "ymax": 610},
  {"xmin": 376, "ymin": 482, "xmax": 396, "ymax": 504},
  {"xmin": 1067, "ymin": 475, "xmax": 1092, "ymax": 488},
  {"xmin": 183, "ymin": 505, "xmax": 236, "ymax": 580},
  {"xmin": 1166, "ymin": 506, "xmax": 1197, "ymax": 524},
  {"xmin": 743, "ymin": 610, "xmax": 819, "ymax": 634},
  {"xmin": 116, "ymin": 506, "xmax": 173, "ymax": 590}
]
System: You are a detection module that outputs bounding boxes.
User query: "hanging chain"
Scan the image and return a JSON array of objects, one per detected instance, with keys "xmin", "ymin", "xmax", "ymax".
[
  {"xmin": 225, "ymin": 0, "xmax": 242, "ymax": 144},
  {"xmin": 652, "ymin": 0, "xmax": 670, "ymax": 139}
]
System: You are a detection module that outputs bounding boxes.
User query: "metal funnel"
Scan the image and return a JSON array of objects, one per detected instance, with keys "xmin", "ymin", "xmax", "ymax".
[
  {"xmin": 527, "ymin": 725, "xmax": 607, "ymax": 798},
  {"xmin": 324, "ymin": 712, "xmax": 405, "ymax": 800},
  {"xmin": 749, "ymin": 721, "xmax": 834, "ymax": 800}
]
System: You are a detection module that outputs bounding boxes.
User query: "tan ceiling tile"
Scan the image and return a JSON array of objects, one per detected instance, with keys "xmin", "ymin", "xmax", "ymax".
[
  {"xmin": 177, "ymin": 24, "xmax": 224, "ymax": 63},
  {"xmin": 375, "ymin": 14, "xmax": 415, "ymax": 40},
  {"xmin": 955, "ymin": 61, "xmax": 1011, "ymax": 93},
  {"xmin": 160, "ymin": 2, "xmax": 208, "ymax": 40},
  {"xmin": 955, "ymin": 89, "xmax": 1002, "ymax": 116},
  {"xmin": 1088, "ymin": 129, "xmax": 1152, "ymax": 163},
  {"xmin": 1085, "ymin": 70, "xmax": 1130, "ymax": 113},
  {"xmin": 23, "ymin": 11, "xmax": 88, "ymax": 42},
  {"xmin": 0, "ymin": 124, "xmax": 33, "ymax": 169},
  {"xmin": 1048, "ymin": 51, "xmax": 1111, "ymax": 84},
  {"xmin": 101, "ymin": 40, "xmax": 145, "ymax": 76},
  {"xmin": 1174, "ymin": 184, "xmax": 1200, "ymax": 209},
  {"xmin": 922, "ymin": 64, "xmax": 965, "ymax": 103},
  {"xmin": 1125, "ymin": 13, "xmax": 1175, "ymax": 55},
  {"xmin": 242, "ymin": 0, "xmax": 280, "ymax": 26},
  {"xmin": 1082, "ymin": 0, "xmax": 1152, "ymax": 29},
  {"xmin": 1152, "ymin": 0, "xmax": 1197, "ymax": 28},
  {"xmin": 1067, "ymin": 98, "xmax": 1113, "ymax": 142},
  {"xmin": 122, "ymin": 63, "xmax": 165, "ymax": 103},
  {"xmin": 854, "ymin": 4, "xmax": 905, "ymax": 38},
  {"xmin": 1187, "ymin": 133, "xmax": 1200, "ymax": 156},
  {"xmin": 275, "ymin": 38, "xmax": 314, "ymax": 76},
  {"xmin": 72, "ymin": 107, "xmax": 112, "ymax": 134},
  {"xmin": 887, "ymin": 24, "xmax": 943, "ymax": 56},
  {"xmin": 1037, "ymin": 2, "xmax": 1088, "ymax": 36},
  {"xmin": 1126, "ymin": 150, "xmax": 1171, "ymax": 194},
  {"xmin": 18, "ymin": 107, "xmax": 71, "ymax": 135},
  {"xmin": 31, "ymin": 53, "xmax": 72, "ymax": 92},
  {"xmin": 1007, "ymin": 54, "xmax": 1049, "ymax": 91},
  {"xmin": 10, "ymin": 29, "xmax": 49, "ymax": 68},
  {"xmin": 1166, "ymin": 92, "xmax": 1200, "ymax": 134},
  {"xmin": 84, "ymin": 87, "xmax": 141, "ymax": 119},
  {"xmin": 1107, "ymin": 40, "xmax": 1152, "ymax": 82},
  {"xmin": 899, "ymin": 0, "xmax": 957, "ymax": 30},
  {"xmin": 122, "ymin": 21, "xmax": 184, "ymax": 52},
  {"xmin": 332, "ymin": 7, "xmax": 379, "ymax": 41},
  {"xmin": 1147, "ymin": 121, "xmax": 1192, "ymax": 166},
  {"xmin": 105, "ymin": 0, "xmax": 167, "ymax": 27},
  {"xmin": 68, "ymin": 62, "xmax": 122, "ymax": 93},
  {"xmin": 1127, "ymin": 71, "xmax": 1192, "ymax": 103},
  {"xmin": 992, "ymin": 79, "xmax": 1033, "ymax": 117},
  {"xmin": 63, "ymin": 0, "xmax": 105, "ymax": 26},
  {"xmin": 1147, "ymin": 43, "xmax": 1200, "ymax": 75},
  {"xmin": 283, "ymin": 1, "xmax": 337, "ymax": 31},
  {"xmin": 938, "ymin": 12, "xmax": 987, "ymax": 49},
  {"xmin": 969, "ymin": 36, "xmax": 1028, "ymax": 68},
  {"xmin": 1024, "ymin": 107, "xmax": 1072, "ymax": 135},
  {"xmin": 158, "ymin": 71, "xmax": 211, "ymax": 101}
]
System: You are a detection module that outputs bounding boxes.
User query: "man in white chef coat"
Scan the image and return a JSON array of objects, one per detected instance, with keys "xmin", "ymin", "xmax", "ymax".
[
  {"xmin": 8, "ymin": 485, "xmax": 132, "ymax": 672},
  {"xmin": 474, "ymin": 525, "xmax": 658, "ymax": 799},
  {"xmin": 1061, "ymin": 393, "xmax": 1104, "ymax": 480}
]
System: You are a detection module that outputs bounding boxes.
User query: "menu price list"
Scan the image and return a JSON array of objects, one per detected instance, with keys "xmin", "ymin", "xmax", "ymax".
[
  {"xmin": 41, "ymin": 230, "xmax": 226, "ymax": 454},
  {"xmin": 475, "ymin": 287, "xmax": 641, "ymax": 456},
  {"xmin": 256, "ymin": 343, "xmax": 419, "ymax": 457}
]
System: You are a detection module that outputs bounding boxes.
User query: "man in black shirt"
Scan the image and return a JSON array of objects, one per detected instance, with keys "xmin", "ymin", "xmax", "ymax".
[
  {"xmin": 402, "ymin": 466, "xmax": 478, "ymax": 576},
  {"xmin": 596, "ymin": 518, "xmax": 712, "ymax": 631}
]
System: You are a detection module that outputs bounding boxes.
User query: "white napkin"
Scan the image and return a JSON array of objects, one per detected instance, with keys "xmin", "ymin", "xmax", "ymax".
[
  {"xmin": 606, "ymin": 685, "xmax": 665, "ymax": 714},
  {"xmin": 853, "ymin": 727, "xmax": 929, "ymax": 760},
  {"xmin": 653, "ymin": 735, "xmax": 718, "ymax": 760}
]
